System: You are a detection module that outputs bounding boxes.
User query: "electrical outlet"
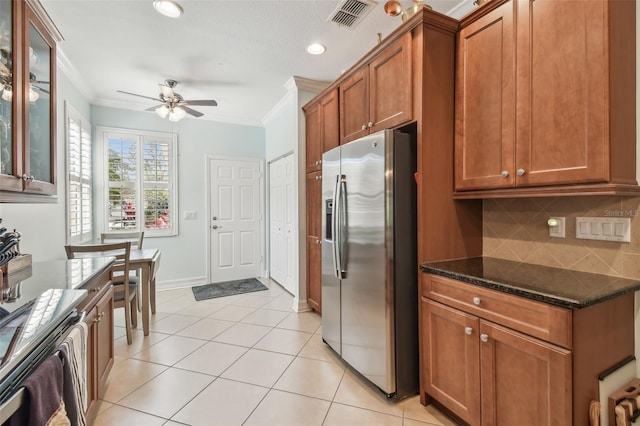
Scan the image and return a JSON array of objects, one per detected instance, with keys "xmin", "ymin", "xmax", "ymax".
[{"xmin": 548, "ymin": 217, "xmax": 565, "ymax": 238}]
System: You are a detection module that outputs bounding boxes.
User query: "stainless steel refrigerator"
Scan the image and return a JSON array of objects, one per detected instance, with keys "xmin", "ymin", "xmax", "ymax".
[{"xmin": 321, "ymin": 129, "xmax": 418, "ymax": 398}]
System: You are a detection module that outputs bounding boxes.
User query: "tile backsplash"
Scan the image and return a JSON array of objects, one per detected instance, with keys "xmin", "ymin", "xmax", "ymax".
[{"xmin": 483, "ymin": 196, "xmax": 640, "ymax": 279}]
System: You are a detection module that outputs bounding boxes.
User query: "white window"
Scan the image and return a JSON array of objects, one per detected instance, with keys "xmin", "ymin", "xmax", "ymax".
[
  {"xmin": 65, "ymin": 103, "xmax": 92, "ymax": 244},
  {"xmin": 96, "ymin": 127, "xmax": 177, "ymax": 237}
]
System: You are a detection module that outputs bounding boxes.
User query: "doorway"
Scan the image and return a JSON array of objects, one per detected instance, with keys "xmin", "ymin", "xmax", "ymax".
[
  {"xmin": 208, "ymin": 156, "xmax": 264, "ymax": 283},
  {"xmin": 269, "ymin": 153, "xmax": 296, "ymax": 295}
]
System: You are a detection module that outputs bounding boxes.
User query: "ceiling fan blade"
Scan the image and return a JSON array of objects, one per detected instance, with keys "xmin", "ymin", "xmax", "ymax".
[
  {"xmin": 117, "ymin": 90, "xmax": 162, "ymax": 102},
  {"xmin": 145, "ymin": 104, "xmax": 165, "ymax": 112},
  {"xmin": 181, "ymin": 106, "xmax": 204, "ymax": 117},
  {"xmin": 0, "ymin": 61, "xmax": 10, "ymax": 76},
  {"xmin": 183, "ymin": 99, "xmax": 218, "ymax": 107},
  {"xmin": 33, "ymin": 86, "xmax": 49, "ymax": 94},
  {"xmin": 159, "ymin": 84, "xmax": 175, "ymax": 99}
]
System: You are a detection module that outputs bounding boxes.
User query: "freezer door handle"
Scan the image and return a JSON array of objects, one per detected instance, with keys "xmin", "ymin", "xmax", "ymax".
[
  {"xmin": 332, "ymin": 174, "xmax": 346, "ymax": 279},
  {"xmin": 338, "ymin": 177, "xmax": 347, "ymax": 278},
  {"xmin": 332, "ymin": 175, "xmax": 341, "ymax": 279}
]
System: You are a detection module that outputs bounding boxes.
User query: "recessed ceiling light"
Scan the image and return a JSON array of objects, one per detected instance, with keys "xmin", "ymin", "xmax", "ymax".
[
  {"xmin": 153, "ymin": 0, "xmax": 183, "ymax": 18},
  {"xmin": 306, "ymin": 43, "xmax": 326, "ymax": 55}
]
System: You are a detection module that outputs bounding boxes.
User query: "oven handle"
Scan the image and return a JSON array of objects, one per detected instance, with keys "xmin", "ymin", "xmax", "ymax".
[{"xmin": 70, "ymin": 310, "xmax": 86, "ymax": 324}]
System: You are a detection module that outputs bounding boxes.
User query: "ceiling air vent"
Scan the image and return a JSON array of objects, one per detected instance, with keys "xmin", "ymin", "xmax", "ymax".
[{"xmin": 328, "ymin": 0, "xmax": 377, "ymax": 29}]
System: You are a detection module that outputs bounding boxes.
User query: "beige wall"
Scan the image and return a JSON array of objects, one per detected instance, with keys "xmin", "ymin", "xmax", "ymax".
[{"xmin": 483, "ymin": 196, "xmax": 640, "ymax": 279}]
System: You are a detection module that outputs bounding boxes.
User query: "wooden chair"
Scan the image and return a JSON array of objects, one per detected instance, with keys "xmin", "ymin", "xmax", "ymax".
[
  {"xmin": 100, "ymin": 231, "xmax": 144, "ymax": 249},
  {"xmin": 65, "ymin": 241, "xmax": 138, "ymax": 345},
  {"xmin": 101, "ymin": 231, "xmax": 145, "ymax": 309}
]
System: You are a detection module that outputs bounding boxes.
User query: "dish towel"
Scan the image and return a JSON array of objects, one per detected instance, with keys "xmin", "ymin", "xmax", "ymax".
[
  {"xmin": 8, "ymin": 355, "xmax": 70, "ymax": 426},
  {"xmin": 59, "ymin": 321, "xmax": 88, "ymax": 426}
]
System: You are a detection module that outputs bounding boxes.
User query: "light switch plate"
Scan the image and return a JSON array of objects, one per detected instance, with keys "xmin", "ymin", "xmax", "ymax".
[
  {"xmin": 576, "ymin": 217, "xmax": 630, "ymax": 242},
  {"xmin": 183, "ymin": 211, "xmax": 197, "ymax": 220}
]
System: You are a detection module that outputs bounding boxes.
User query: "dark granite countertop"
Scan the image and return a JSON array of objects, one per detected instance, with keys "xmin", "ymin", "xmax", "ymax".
[{"xmin": 420, "ymin": 257, "xmax": 640, "ymax": 309}]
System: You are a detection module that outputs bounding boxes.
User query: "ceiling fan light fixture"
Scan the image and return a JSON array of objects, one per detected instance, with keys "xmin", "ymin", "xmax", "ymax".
[
  {"xmin": 153, "ymin": 0, "xmax": 183, "ymax": 18},
  {"xmin": 29, "ymin": 85, "xmax": 39, "ymax": 102},
  {"xmin": 1, "ymin": 86, "xmax": 12, "ymax": 102},
  {"xmin": 169, "ymin": 106, "xmax": 186, "ymax": 122},
  {"xmin": 155, "ymin": 104, "xmax": 170, "ymax": 118}
]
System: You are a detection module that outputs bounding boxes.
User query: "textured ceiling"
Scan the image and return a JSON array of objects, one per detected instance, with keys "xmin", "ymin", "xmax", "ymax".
[{"xmin": 41, "ymin": 0, "xmax": 475, "ymax": 126}]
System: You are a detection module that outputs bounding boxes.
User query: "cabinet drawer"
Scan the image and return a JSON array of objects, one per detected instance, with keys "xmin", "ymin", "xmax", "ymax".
[
  {"xmin": 422, "ymin": 273, "xmax": 572, "ymax": 349},
  {"xmin": 76, "ymin": 267, "xmax": 112, "ymax": 312}
]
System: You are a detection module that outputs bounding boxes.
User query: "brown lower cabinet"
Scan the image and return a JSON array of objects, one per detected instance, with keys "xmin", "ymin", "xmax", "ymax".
[
  {"xmin": 306, "ymin": 236, "xmax": 321, "ymax": 313},
  {"xmin": 420, "ymin": 273, "xmax": 634, "ymax": 426},
  {"xmin": 76, "ymin": 267, "xmax": 114, "ymax": 419},
  {"xmin": 423, "ymin": 299, "xmax": 571, "ymax": 426}
]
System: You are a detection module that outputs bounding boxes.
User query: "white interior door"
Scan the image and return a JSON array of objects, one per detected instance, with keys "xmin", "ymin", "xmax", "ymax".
[
  {"xmin": 269, "ymin": 154, "xmax": 296, "ymax": 294},
  {"xmin": 209, "ymin": 157, "xmax": 263, "ymax": 283}
]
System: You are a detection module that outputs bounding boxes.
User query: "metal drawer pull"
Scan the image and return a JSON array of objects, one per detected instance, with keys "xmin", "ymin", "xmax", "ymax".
[
  {"xmin": 464, "ymin": 327, "xmax": 473, "ymax": 335},
  {"xmin": 480, "ymin": 334, "xmax": 489, "ymax": 343},
  {"xmin": 472, "ymin": 297, "xmax": 481, "ymax": 305}
]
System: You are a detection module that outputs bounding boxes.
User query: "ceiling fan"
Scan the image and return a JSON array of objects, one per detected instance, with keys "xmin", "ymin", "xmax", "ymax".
[
  {"xmin": 117, "ymin": 79, "xmax": 217, "ymax": 121},
  {"xmin": 0, "ymin": 49, "xmax": 48, "ymax": 102}
]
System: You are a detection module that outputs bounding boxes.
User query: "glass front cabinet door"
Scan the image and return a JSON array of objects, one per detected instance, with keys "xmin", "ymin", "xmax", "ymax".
[{"xmin": 0, "ymin": 0, "xmax": 60, "ymax": 200}]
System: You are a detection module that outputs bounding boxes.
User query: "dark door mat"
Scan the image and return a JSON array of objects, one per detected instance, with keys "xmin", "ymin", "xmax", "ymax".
[{"xmin": 191, "ymin": 278, "xmax": 268, "ymax": 301}]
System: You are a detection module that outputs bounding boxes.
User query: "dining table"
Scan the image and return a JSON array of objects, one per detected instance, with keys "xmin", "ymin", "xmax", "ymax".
[{"xmin": 129, "ymin": 248, "xmax": 160, "ymax": 335}]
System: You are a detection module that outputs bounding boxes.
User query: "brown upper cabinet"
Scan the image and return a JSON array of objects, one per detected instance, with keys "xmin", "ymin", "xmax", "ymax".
[
  {"xmin": 455, "ymin": 0, "xmax": 637, "ymax": 197},
  {"xmin": 304, "ymin": 89, "xmax": 339, "ymax": 173},
  {"xmin": 340, "ymin": 32, "xmax": 412, "ymax": 144},
  {"xmin": 0, "ymin": 0, "xmax": 60, "ymax": 201}
]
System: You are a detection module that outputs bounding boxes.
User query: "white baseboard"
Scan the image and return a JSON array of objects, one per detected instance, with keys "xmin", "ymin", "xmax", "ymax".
[
  {"xmin": 156, "ymin": 276, "xmax": 208, "ymax": 291},
  {"xmin": 294, "ymin": 299, "xmax": 312, "ymax": 313}
]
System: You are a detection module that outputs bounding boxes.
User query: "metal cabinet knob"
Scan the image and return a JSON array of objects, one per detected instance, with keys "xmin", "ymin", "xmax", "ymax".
[
  {"xmin": 472, "ymin": 297, "xmax": 481, "ymax": 305},
  {"xmin": 317, "ymin": 240, "xmax": 322, "ymax": 245},
  {"xmin": 517, "ymin": 168, "xmax": 526, "ymax": 176},
  {"xmin": 368, "ymin": 122, "xmax": 374, "ymax": 128},
  {"xmin": 361, "ymin": 124, "xmax": 367, "ymax": 130},
  {"xmin": 500, "ymin": 170, "xmax": 509, "ymax": 178},
  {"xmin": 464, "ymin": 327, "xmax": 473, "ymax": 335},
  {"xmin": 480, "ymin": 334, "xmax": 489, "ymax": 343},
  {"xmin": 21, "ymin": 174, "xmax": 34, "ymax": 182}
]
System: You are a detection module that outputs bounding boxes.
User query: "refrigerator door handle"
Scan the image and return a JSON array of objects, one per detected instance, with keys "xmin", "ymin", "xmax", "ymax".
[
  {"xmin": 338, "ymin": 177, "xmax": 347, "ymax": 278},
  {"xmin": 332, "ymin": 175, "xmax": 341, "ymax": 279}
]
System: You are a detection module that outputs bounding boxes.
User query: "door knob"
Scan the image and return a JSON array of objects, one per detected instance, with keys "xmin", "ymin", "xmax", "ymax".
[
  {"xmin": 212, "ymin": 216, "xmax": 217, "ymax": 220},
  {"xmin": 212, "ymin": 225, "xmax": 222, "ymax": 229}
]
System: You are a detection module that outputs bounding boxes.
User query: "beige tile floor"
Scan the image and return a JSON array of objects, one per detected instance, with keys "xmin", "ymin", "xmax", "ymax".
[{"xmin": 90, "ymin": 278, "xmax": 459, "ymax": 426}]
